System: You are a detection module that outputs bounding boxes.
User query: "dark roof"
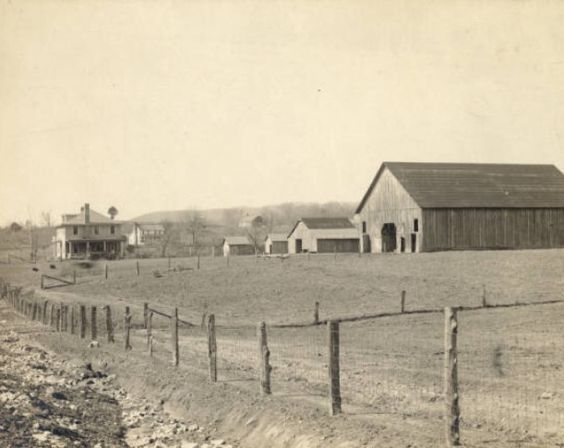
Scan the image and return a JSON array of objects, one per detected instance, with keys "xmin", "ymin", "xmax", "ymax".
[
  {"xmin": 288, "ymin": 217, "xmax": 354, "ymax": 237},
  {"xmin": 356, "ymin": 162, "xmax": 564, "ymax": 212},
  {"xmin": 301, "ymin": 217, "xmax": 354, "ymax": 229}
]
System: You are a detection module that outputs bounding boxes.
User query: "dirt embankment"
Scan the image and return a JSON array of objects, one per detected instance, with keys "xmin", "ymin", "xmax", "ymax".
[{"xmin": 0, "ymin": 302, "xmax": 236, "ymax": 448}]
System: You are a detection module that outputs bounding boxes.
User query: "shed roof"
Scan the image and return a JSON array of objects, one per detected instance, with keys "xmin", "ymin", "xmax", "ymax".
[
  {"xmin": 138, "ymin": 223, "xmax": 164, "ymax": 231},
  {"xmin": 300, "ymin": 217, "xmax": 354, "ymax": 229},
  {"xmin": 288, "ymin": 217, "xmax": 354, "ymax": 238},
  {"xmin": 266, "ymin": 233, "xmax": 288, "ymax": 242},
  {"xmin": 356, "ymin": 162, "xmax": 564, "ymax": 212},
  {"xmin": 223, "ymin": 236, "xmax": 252, "ymax": 246}
]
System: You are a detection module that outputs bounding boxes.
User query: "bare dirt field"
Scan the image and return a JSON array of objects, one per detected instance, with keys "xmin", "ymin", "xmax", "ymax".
[{"xmin": 2, "ymin": 249, "xmax": 564, "ymax": 447}]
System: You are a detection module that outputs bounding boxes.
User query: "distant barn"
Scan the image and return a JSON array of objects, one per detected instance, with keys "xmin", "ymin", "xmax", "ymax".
[
  {"xmin": 264, "ymin": 234, "xmax": 288, "ymax": 255},
  {"xmin": 355, "ymin": 162, "xmax": 564, "ymax": 253},
  {"xmin": 222, "ymin": 236, "xmax": 254, "ymax": 256},
  {"xmin": 288, "ymin": 218, "xmax": 360, "ymax": 254}
]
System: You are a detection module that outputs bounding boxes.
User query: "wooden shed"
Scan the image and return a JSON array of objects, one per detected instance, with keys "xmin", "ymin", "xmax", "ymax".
[
  {"xmin": 222, "ymin": 236, "xmax": 254, "ymax": 256},
  {"xmin": 264, "ymin": 234, "xmax": 288, "ymax": 254},
  {"xmin": 355, "ymin": 162, "xmax": 564, "ymax": 253},
  {"xmin": 287, "ymin": 218, "xmax": 360, "ymax": 254}
]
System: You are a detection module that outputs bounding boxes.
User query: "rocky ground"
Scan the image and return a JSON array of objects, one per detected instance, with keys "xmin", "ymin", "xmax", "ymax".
[{"xmin": 0, "ymin": 301, "xmax": 236, "ymax": 448}]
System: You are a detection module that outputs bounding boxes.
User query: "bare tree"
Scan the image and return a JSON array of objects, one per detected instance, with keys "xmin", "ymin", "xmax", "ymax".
[
  {"xmin": 160, "ymin": 220, "xmax": 176, "ymax": 257},
  {"xmin": 181, "ymin": 210, "xmax": 207, "ymax": 255},
  {"xmin": 40, "ymin": 210, "xmax": 52, "ymax": 227},
  {"xmin": 247, "ymin": 215, "xmax": 266, "ymax": 251}
]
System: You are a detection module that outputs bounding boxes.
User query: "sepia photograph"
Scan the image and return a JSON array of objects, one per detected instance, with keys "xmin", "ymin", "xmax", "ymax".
[{"xmin": 1, "ymin": 1, "xmax": 564, "ymax": 447}]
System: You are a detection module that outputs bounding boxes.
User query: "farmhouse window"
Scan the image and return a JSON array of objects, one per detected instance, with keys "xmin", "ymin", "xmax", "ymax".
[
  {"xmin": 73, "ymin": 226, "xmax": 78, "ymax": 235},
  {"xmin": 94, "ymin": 225, "xmax": 99, "ymax": 235},
  {"xmin": 362, "ymin": 221, "xmax": 367, "ymax": 233},
  {"xmin": 111, "ymin": 225, "xmax": 115, "ymax": 234},
  {"xmin": 414, "ymin": 219, "xmax": 419, "ymax": 232}
]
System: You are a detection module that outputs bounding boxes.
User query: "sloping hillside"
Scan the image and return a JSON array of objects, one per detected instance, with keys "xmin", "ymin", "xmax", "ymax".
[{"xmin": 133, "ymin": 202, "xmax": 357, "ymax": 228}]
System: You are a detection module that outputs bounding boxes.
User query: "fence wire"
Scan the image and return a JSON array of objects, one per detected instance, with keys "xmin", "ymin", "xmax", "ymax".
[
  {"xmin": 215, "ymin": 326, "xmax": 258, "ymax": 383},
  {"xmin": 268, "ymin": 325, "xmax": 326, "ymax": 398},
  {"xmin": 458, "ymin": 305, "xmax": 564, "ymax": 446}
]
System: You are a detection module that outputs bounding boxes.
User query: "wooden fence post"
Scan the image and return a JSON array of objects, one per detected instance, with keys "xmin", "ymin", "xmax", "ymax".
[
  {"xmin": 105, "ymin": 264, "xmax": 108, "ymax": 280},
  {"xmin": 136, "ymin": 261, "xmax": 140, "ymax": 276},
  {"xmin": 172, "ymin": 307, "xmax": 179, "ymax": 366},
  {"xmin": 444, "ymin": 307, "xmax": 460, "ymax": 447},
  {"xmin": 50, "ymin": 304, "xmax": 56, "ymax": 327},
  {"xmin": 482, "ymin": 285, "xmax": 487, "ymax": 307},
  {"xmin": 207, "ymin": 314, "xmax": 217, "ymax": 382},
  {"xmin": 104, "ymin": 305, "xmax": 114, "ymax": 343},
  {"xmin": 32, "ymin": 303, "xmax": 38, "ymax": 321},
  {"xmin": 401, "ymin": 290, "xmax": 406, "ymax": 313},
  {"xmin": 91, "ymin": 306, "xmax": 97, "ymax": 340},
  {"xmin": 70, "ymin": 306, "xmax": 76, "ymax": 334},
  {"xmin": 168, "ymin": 257, "xmax": 171, "ymax": 270},
  {"xmin": 56, "ymin": 306, "xmax": 61, "ymax": 332},
  {"xmin": 197, "ymin": 254, "xmax": 201, "ymax": 270},
  {"xmin": 62, "ymin": 305, "xmax": 68, "ymax": 331},
  {"xmin": 147, "ymin": 311, "xmax": 153, "ymax": 356},
  {"xmin": 328, "ymin": 320, "xmax": 342, "ymax": 415},
  {"xmin": 314, "ymin": 301, "xmax": 320, "ymax": 324},
  {"xmin": 257, "ymin": 321, "xmax": 271, "ymax": 395},
  {"xmin": 42, "ymin": 301, "xmax": 48, "ymax": 325},
  {"xmin": 80, "ymin": 305, "xmax": 86, "ymax": 339},
  {"xmin": 143, "ymin": 302, "xmax": 148, "ymax": 329},
  {"xmin": 124, "ymin": 306, "xmax": 132, "ymax": 350},
  {"xmin": 40, "ymin": 275, "xmax": 44, "ymax": 290}
]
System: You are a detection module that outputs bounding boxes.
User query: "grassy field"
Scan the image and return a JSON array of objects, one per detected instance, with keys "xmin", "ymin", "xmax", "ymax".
[{"xmin": 2, "ymin": 249, "xmax": 564, "ymax": 447}]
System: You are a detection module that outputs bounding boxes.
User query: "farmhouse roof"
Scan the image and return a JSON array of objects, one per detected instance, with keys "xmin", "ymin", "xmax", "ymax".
[
  {"xmin": 61, "ymin": 209, "xmax": 116, "ymax": 225},
  {"xmin": 356, "ymin": 162, "xmax": 564, "ymax": 212},
  {"xmin": 223, "ymin": 236, "xmax": 252, "ymax": 246},
  {"xmin": 266, "ymin": 233, "xmax": 288, "ymax": 242}
]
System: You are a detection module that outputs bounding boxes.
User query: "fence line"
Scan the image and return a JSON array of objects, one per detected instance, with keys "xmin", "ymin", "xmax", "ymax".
[{"xmin": 1, "ymin": 277, "xmax": 562, "ymax": 448}]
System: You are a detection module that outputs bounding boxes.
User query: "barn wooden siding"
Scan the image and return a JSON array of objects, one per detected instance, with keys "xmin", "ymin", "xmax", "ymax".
[{"xmin": 422, "ymin": 208, "xmax": 564, "ymax": 251}]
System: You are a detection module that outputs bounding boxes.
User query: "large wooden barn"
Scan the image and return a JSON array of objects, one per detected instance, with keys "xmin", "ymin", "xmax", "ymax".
[
  {"xmin": 355, "ymin": 162, "xmax": 564, "ymax": 253},
  {"xmin": 288, "ymin": 218, "xmax": 360, "ymax": 254}
]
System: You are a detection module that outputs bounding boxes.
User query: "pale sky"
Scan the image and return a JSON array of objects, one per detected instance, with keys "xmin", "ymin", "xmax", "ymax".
[{"xmin": 1, "ymin": 0, "xmax": 564, "ymax": 226}]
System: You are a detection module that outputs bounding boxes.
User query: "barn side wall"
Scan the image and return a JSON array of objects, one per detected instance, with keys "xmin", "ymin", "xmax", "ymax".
[
  {"xmin": 422, "ymin": 208, "xmax": 564, "ymax": 251},
  {"xmin": 356, "ymin": 167, "xmax": 422, "ymax": 253}
]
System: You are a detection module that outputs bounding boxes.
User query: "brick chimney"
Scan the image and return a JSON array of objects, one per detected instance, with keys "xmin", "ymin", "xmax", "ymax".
[{"xmin": 84, "ymin": 203, "xmax": 90, "ymax": 224}]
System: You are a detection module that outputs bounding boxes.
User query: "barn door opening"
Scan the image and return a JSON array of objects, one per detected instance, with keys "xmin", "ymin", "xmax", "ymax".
[
  {"xmin": 296, "ymin": 239, "xmax": 303, "ymax": 253},
  {"xmin": 400, "ymin": 237, "xmax": 406, "ymax": 253},
  {"xmin": 411, "ymin": 233, "xmax": 417, "ymax": 253},
  {"xmin": 381, "ymin": 223, "xmax": 397, "ymax": 253}
]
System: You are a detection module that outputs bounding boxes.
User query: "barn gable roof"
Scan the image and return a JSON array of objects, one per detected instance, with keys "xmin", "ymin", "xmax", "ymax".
[{"xmin": 356, "ymin": 162, "xmax": 564, "ymax": 212}]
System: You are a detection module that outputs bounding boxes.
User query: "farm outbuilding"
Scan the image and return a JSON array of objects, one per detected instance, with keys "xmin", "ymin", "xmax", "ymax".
[
  {"xmin": 264, "ymin": 234, "xmax": 288, "ymax": 254},
  {"xmin": 355, "ymin": 162, "xmax": 564, "ymax": 253},
  {"xmin": 287, "ymin": 218, "xmax": 360, "ymax": 254},
  {"xmin": 222, "ymin": 236, "xmax": 255, "ymax": 256}
]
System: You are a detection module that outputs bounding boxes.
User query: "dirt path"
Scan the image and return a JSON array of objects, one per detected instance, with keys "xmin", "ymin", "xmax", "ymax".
[{"xmin": 0, "ymin": 301, "xmax": 235, "ymax": 448}]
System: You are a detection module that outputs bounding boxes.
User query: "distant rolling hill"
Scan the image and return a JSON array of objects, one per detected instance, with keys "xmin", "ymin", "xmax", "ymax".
[{"xmin": 132, "ymin": 202, "xmax": 358, "ymax": 230}]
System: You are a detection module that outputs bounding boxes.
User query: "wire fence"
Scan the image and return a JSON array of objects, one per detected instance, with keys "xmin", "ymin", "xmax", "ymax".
[{"xmin": 1, "ymin": 276, "xmax": 563, "ymax": 447}]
